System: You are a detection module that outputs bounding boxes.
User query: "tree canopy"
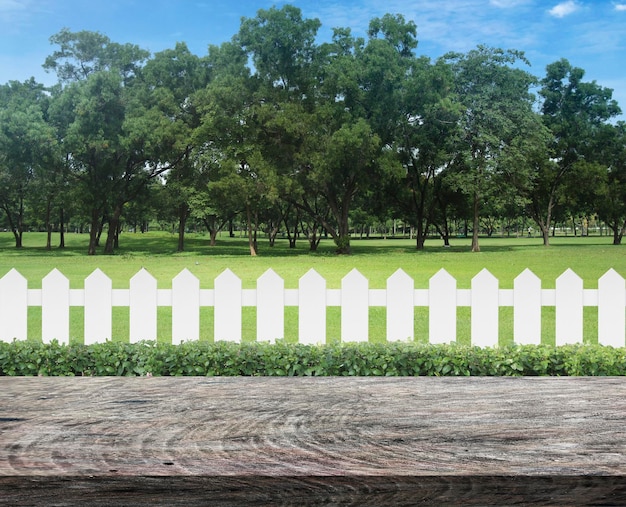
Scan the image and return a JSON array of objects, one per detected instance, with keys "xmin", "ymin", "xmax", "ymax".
[{"xmin": 0, "ymin": 5, "xmax": 622, "ymax": 254}]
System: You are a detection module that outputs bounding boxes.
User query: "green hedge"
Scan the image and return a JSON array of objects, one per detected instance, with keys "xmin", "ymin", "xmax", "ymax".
[{"xmin": 2, "ymin": 341, "xmax": 626, "ymax": 376}]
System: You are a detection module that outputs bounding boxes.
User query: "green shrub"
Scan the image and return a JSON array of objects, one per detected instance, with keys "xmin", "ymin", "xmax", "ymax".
[{"xmin": 1, "ymin": 340, "xmax": 625, "ymax": 376}]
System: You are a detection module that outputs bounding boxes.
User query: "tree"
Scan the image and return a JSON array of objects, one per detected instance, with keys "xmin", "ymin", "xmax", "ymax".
[
  {"xmin": 595, "ymin": 122, "xmax": 626, "ymax": 244},
  {"xmin": 0, "ymin": 79, "xmax": 56, "ymax": 247},
  {"xmin": 141, "ymin": 42, "xmax": 210, "ymax": 252},
  {"xmin": 289, "ymin": 23, "xmax": 406, "ymax": 254},
  {"xmin": 237, "ymin": 4, "xmax": 320, "ymax": 99},
  {"xmin": 44, "ymin": 28, "xmax": 148, "ymax": 84},
  {"xmin": 385, "ymin": 57, "xmax": 461, "ymax": 249},
  {"xmin": 46, "ymin": 30, "xmax": 188, "ymax": 255},
  {"xmin": 196, "ymin": 40, "xmax": 269, "ymax": 256},
  {"xmin": 45, "ymin": 30, "xmax": 150, "ymax": 254},
  {"xmin": 532, "ymin": 59, "xmax": 621, "ymax": 246},
  {"xmin": 444, "ymin": 46, "xmax": 544, "ymax": 252},
  {"xmin": 235, "ymin": 5, "xmax": 321, "ymax": 253}
]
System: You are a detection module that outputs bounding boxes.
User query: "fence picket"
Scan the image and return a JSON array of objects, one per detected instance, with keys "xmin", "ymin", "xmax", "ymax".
[
  {"xmin": 257, "ymin": 269, "xmax": 284, "ymax": 343},
  {"xmin": 386, "ymin": 269, "xmax": 414, "ymax": 342},
  {"xmin": 0, "ymin": 268, "xmax": 28, "ymax": 342},
  {"xmin": 341, "ymin": 269, "xmax": 368, "ymax": 342},
  {"xmin": 85, "ymin": 269, "xmax": 112, "ymax": 345},
  {"xmin": 298, "ymin": 269, "xmax": 326, "ymax": 344},
  {"xmin": 471, "ymin": 269, "xmax": 499, "ymax": 347},
  {"xmin": 429, "ymin": 269, "xmax": 456, "ymax": 344},
  {"xmin": 598, "ymin": 269, "xmax": 625, "ymax": 347},
  {"xmin": 130, "ymin": 269, "xmax": 157, "ymax": 342},
  {"xmin": 514, "ymin": 269, "xmax": 541, "ymax": 345},
  {"xmin": 556, "ymin": 269, "xmax": 583, "ymax": 345},
  {"xmin": 214, "ymin": 269, "xmax": 242, "ymax": 343},
  {"xmin": 42, "ymin": 269, "xmax": 70, "ymax": 345},
  {"xmin": 172, "ymin": 269, "xmax": 200, "ymax": 344}
]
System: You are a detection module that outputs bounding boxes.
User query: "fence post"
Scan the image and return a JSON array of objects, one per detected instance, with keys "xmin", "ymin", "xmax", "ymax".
[
  {"xmin": 42, "ymin": 269, "xmax": 70, "ymax": 345},
  {"xmin": 555, "ymin": 269, "xmax": 583, "ymax": 345},
  {"xmin": 598, "ymin": 269, "xmax": 625, "ymax": 347},
  {"xmin": 429, "ymin": 269, "xmax": 456, "ymax": 344},
  {"xmin": 386, "ymin": 269, "xmax": 414, "ymax": 342},
  {"xmin": 298, "ymin": 269, "xmax": 326, "ymax": 344},
  {"xmin": 514, "ymin": 269, "xmax": 542, "ymax": 345},
  {"xmin": 471, "ymin": 269, "xmax": 499, "ymax": 347},
  {"xmin": 84, "ymin": 269, "xmax": 112, "ymax": 345},
  {"xmin": 214, "ymin": 269, "xmax": 242, "ymax": 343},
  {"xmin": 257, "ymin": 269, "xmax": 284, "ymax": 343},
  {"xmin": 172, "ymin": 269, "xmax": 200, "ymax": 344},
  {"xmin": 0, "ymin": 269, "xmax": 27, "ymax": 342},
  {"xmin": 341, "ymin": 269, "xmax": 368, "ymax": 342},
  {"xmin": 130, "ymin": 269, "xmax": 157, "ymax": 343}
]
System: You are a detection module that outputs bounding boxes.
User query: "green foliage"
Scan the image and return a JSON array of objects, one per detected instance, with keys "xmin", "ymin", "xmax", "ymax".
[
  {"xmin": 2, "ymin": 12, "xmax": 623, "ymax": 257},
  {"xmin": 2, "ymin": 341, "xmax": 625, "ymax": 377}
]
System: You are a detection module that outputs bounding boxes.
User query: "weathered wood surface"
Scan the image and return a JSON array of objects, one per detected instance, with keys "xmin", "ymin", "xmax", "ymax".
[{"xmin": 1, "ymin": 377, "xmax": 626, "ymax": 506}]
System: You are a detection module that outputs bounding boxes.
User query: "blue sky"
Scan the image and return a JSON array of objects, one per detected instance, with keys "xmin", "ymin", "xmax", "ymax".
[{"xmin": 1, "ymin": 0, "xmax": 625, "ymax": 116}]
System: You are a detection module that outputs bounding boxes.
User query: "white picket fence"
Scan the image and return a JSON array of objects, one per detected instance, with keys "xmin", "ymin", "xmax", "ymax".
[{"xmin": 0, "ymin": 267, "xmax": 624, "ymax": 347}]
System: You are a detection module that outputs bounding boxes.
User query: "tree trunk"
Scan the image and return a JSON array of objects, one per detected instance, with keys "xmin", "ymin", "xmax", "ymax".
[
  {"xmin": 542, "ymin": 227, "xmax": 551, "ymax": 247},
  {"xmin": 334, "ymin": 235, "xmax": 351, "ymax": 255},
  {"xmin": 334, "ymin": 210, "xmax": 351, "ymax": 255},
  {"xmin": 13, "ymin": 228, "xmax": 22, "ymax": 248},
  {"xmin": 284, "ymin": 207, "xmax": 299, "ymax": 249},
  {"xmin": 114, "ymin": 221, "xmax": 121, "ymax": 249},
  {"xmin": 471, "ymin": 192, "xmax": 480, "ymax": 252},
  {"xmin": 301, "ymin": 220, "xmax": 321, "ymax": 251},
  {"xmin": 177, "ymin": 204, "xmax": 189, "ymax": 252},
  {"xmin": 268, "ymin": 224, "xmax": 279, "ymax": 247},
  {"xmin": 88, "ymin": 209, "xmax": 100, "ymax": 255},
  {"xmin": 2, "ymin": 204, "xmax": 21, "ymax": 248},
  {"xmin": 415, "ymin": 220, "xmax": 426, "ymax": 250},
  {"xmin": 104, "ymin": 205, "xmax": 123, "ymax": 254},
  {"xmin": 45, "ymin": 198, "xmax": 52, "ymax": 251},
  {"xmin": 246, "ymin": 203, "xmax": 257, "ymax": 256},
  {"xmin": 434, "ymin": 223, "xmax": 451, "ymax": 247},
  {"xmin": 15, "ymin": 196, "xmax": 24, "ymax": 248},
  {"xmin": 611, "ymin": 219, "xmax": 626, "ymax": 245},
  {"xmin": 416, "ymin": 233, "xmax": 426, "ymax": 250},
  {"xmin": 58, "ymin": 208, "xmax": 65, "ymax": 249},
  {"xmin": 613, "ymin": 228, "xmax": 622, "ymax": 245},
  {"xmin": 333, "ymin": 195, "xmax": 352, "ymax": 255},
  {"xmin": 96, "ymin": 215, "xmax": 106, "ymax": 248}
]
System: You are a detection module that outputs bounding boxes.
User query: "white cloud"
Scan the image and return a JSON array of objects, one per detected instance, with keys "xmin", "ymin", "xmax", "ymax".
[
  {"xmin": 0, "ymin": 0, "xmax": 27, "ymax": 21},
  {"xmin": 615, "ymin": 3, "xmax": 626, "ymax": 11},
  {"xmin": 310, "ymin": 0, "xmax": 522, "ymax": 52},
  {"xmin": 548, "ymin": 1, "xmax": 580, "ymax": 18},
  {"xmin": 0, "ymin": 0, "xmax": 45, "ymax": 26},
  {"xmin": 0, "ymin": 0, "xmax": 26, "ymax": 11},
  {"xmin": 489, "ymin": 0, "xmax": 530, "ymax": 7}
]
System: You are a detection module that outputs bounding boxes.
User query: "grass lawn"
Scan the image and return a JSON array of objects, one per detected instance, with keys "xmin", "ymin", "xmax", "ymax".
[{"xmin": 1, "ymin": 231, "xmax": 624, "ymax": 346}]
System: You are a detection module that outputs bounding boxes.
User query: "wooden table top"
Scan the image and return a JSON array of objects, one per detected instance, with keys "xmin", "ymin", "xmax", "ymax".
[{"xmin": 1, "ymin": 376, "xmax": 626, "ymax": 505}]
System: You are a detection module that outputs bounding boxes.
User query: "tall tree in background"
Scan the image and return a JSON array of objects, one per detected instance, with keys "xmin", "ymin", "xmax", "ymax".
[
  {"xmin": 236, "ymin": 5, "xmax": 321, "ymax": 254},
  {"xmin": 196, "ymin": 40, "xmax": 267, "ymax": 256},
  {"xmin": 141, "ymin": 42, "xmax": 210, "ymax": 252},
  {"xmin": 445, "ymin": 46, "xmax": 542, "ymax": 252},
  {"xmin": 291, "ymin": 19, "xmax": 411, "ymax": 254},
  {"xmin": 386, "ymin": 56, "xmax": 461, "ymax": 249},
  {"xmin": 0, "ymin": 79, "xmax": 56, "ymax": 248},
  {"xmin": 45, "ymin": 29, "xmax": 191, "ymax": 254},
  {"xmin": 44, "ymin": 29, "xmax": 150, "ymax": 254},
  {"xmin": 595, "ymin": 122, "xmax": 626, "ymax": 244},
  {"xmin": 531, "ymin": 59, "xmax": 621, "ymax": 246}
]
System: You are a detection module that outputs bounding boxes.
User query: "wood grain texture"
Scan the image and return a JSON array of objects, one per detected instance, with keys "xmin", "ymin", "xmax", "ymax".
[{"xmin": 1, "ymin": 377, "xmax": 626, "ymax": 506}]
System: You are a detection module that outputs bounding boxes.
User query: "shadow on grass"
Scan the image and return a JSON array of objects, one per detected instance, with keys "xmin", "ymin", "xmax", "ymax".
[{"xmin": 0, "ymin": 231, "xmax": 617, "ymax": 259}]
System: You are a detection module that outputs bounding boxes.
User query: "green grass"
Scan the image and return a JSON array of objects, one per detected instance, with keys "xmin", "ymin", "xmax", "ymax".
[{"xmin": 1, "ymin": 231, "xmax": 623, "ymax": 345}]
